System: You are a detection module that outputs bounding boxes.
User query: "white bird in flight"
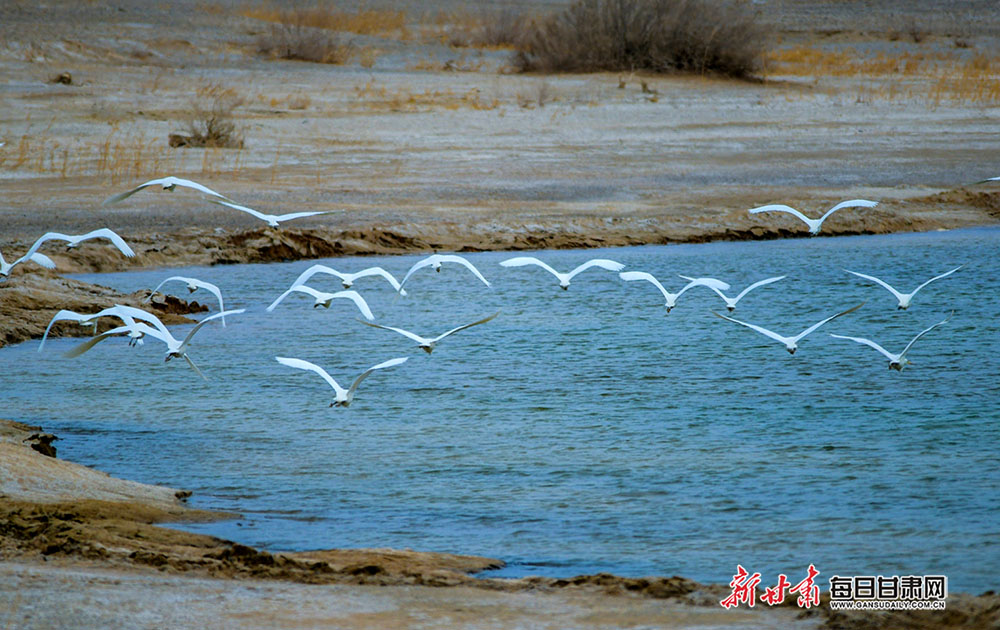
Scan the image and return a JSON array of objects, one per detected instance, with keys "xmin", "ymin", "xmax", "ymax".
[
  {"xmin": 208, "ymin": 198, "xmax": 332, "ymax": 228},
  {"xmin": 276, "ymin": 356, "xmax": 408, "ymax": 407},
  {"xmin": 103, "ymin": 176, "xmax": 232, "ymax": 206},
  {"xmin": 359, "ymin": 311, "xmax": 500, "ymax": 354},
  {"xmin": 830, "ymin": 313, "xmax": 952, "ymax": 371},
  {"xmin": 39, "ymin": 304, "xmax": 166, "ymax": 351},
  {"xmin": 748, "ymin": 200, "xmax": 879, "ymax": 235},
  {"xmin": 713, "ymin": 303, "xmax": 864, "ymax": 354},
  {"xmin": 266, "ymin": 285, "xmax": 374, "ymax": 320},
  {"xmin": 397, "ymin": 254, "xmax": 491, "ymax": 293},
  {"xmin": 145, "ymin": 276, "xmax": 227, "ymax": 325},
  {"xmin": 286, "ymin": 264, "xmax": 407, "ymax": 296},
  {"xmin": 619, "ymin": 272, "xmax": 729, "ymax": 313},
  {"xmin": 685, "ymin": 275, "xmax": 786, "ymax": 312},
  {"xmin": 844, "ymin": 265, "xmax": 963, "ymax": 310},
  {"xmin": 0, "ymin": 249, "xmax": 55, "ymax": 278},
  {"xmin": 19, "ymin": 229, "xmax": 135, "ymax": 262},
  {"xmin": 499, "ymin": 257, "xmax": 625, "ymax": 290},
  {"xmin": 64, "ymin": 309, "xmax": 243, "ymax": 379}
]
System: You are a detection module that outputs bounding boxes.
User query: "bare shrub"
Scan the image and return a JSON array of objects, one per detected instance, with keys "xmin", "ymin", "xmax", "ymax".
[
  {"xmin": 256, "ymin": 10, "xmax": 352, "ymax": 64},
  {"xmin": 513, "ymin": 0, "xmax": 768, "ymax": 79},
  {"xmin": 478, "ymin": 8, "xmax": 533, "ymax": 47},
  {"xmin": 176, "ymin": 84, "xmax": 245, "ymax": 149}
]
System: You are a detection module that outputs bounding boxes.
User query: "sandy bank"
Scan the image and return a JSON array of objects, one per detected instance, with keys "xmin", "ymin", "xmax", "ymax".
[{"xmin": 1, "ymin": 420, "xmax": 998, "ymax": 629}]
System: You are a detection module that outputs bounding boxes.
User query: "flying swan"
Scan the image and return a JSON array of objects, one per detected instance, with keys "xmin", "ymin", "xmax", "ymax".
[
  {"xmin": 619, "ymin": 272, "xmax": 729, "ymax": 313},
  {"xmin": 499, "ymin": 257, "xmax": 624, "ymax": 290},
  {"xmin": 685, "ymin": 275, "xmax": 786, "ymax": 312},
  {"xmin": 207, "ymin": 198, "xmax": 332, "ymax": 228},
  {"xmin": 145, "ymin": 276, "xmax": 227, "ymax": 324},
  {"xmin": 103, "ymin": 176, "xmax": 232, "ymax": 206},
  {"xmin": 275, "ymin": 356, "xmax": 408, "ymax": 407},
  {"xmin": 830, "ymin": 313, "xmax": 952, "ymax": 371},
  {"xmin": 844, "ymin": 265, "xmax": 963, "ymax": 310},
  {"xmin": 397, "ymin": 254, "xmax": 491, "ymax": 293},
  {"xmin": 748, "ymin": 200, "xmax": 879, "ymax": 235},
  {"xmin": 358, "ymin": 311, "xmax": 500, "ymax": 354},
  {"xmin": 713, "ymin": 303, "xmax": 864, "ymax": 354}
]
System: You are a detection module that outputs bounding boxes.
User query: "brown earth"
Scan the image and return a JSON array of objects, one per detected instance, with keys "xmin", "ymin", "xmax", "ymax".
[{"xmin": 2, "ymin": 419, "xmax": 998, "ymax": 629}]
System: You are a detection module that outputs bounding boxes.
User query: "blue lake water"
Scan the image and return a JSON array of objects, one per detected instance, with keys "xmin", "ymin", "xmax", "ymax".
[{"xmin": 3, "ymin": 227, "xmax": 999, "ymax": 592}]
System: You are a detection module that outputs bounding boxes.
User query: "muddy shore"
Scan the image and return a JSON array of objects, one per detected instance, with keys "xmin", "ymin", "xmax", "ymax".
[{"xmin": 2, "ymin": 419, "xmax": 997, "ymax": 629}]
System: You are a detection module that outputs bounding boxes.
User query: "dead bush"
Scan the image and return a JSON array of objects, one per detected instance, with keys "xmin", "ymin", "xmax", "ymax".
[
  {"xmin": 478, "ymin": 8, "xmax": 533, "ymax": 47},
  {"xmin": 175, "ymin": 84, "xmax": 245, "ymax": 149},
  {"xmin": 256, "ymin": 9, "xmax": 352, "ymax": 64},
  {"xmin": 513, "ymin": 0, "xmax": 768, "ymax": 79}
]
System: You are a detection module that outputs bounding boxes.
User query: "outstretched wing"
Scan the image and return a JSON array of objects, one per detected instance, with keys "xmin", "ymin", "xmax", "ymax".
[
  {"xmin": 102, "ymin": 179, "xmax": 160, "ymax": 206},
  {"xmin": 911, "ymin": 265, "xmax": 964, "ymax": 297},
  {"xmin": 330, "ymin": 290, "xmax": 374, "ymax": 321},
  {"xmin": 899, "ymin": 312, "xmax": 952, "ymax": 360},
  {"xmin": 78, "ymin": 228, "xmax": 136, "ymax": 257},
  {"xmin": 347, "ymin": 356, "xmax": 409, "ymax": 399},
  {"xmin": 27, "ymin": 253, "xmax": 56, "ymax": 269},
  {"xmin": 178, "ymin": 309, "xmax": 244, "ymax": 351},
  {"xmin": 434, "ymin": 254, "xmax": 491, "ymax": 288},
  {"xmin": 793, "ymin": 303, "xmax": 864, "ymax": 343},
  {"xmin": 713, "ymin": 311, "xmax": 790, "ymax": 345},
  {"xmin": 677, "ymin": 276, "xmax": 732, "ymax": 292},
  {"xmin": 844, "ymin": 269, "xmax": 905, "ymax": 303},
  {"xmin": 273, "ymin": 211, "xmax": 332, "ymax": 223},
  {"xmin": 499, "ymin": 256, "xmax": 561, "ymax": 279},
  {"xmin": 820, "ymin": 199, "xmax": 878, "ymax": 223},
  {"xmin": 207, "ymin": 198, "xmax": 272, "ymax": 222},
  {"xmin": 398, "ymin": 255, "xmax": 440, "ymax": 291},
  {"xmin": 102, "ymin": 176, "xmax": 230, "ymax": 206},
  {"xmin": 829, "ymin": 334, "xmax": 896, "ymax": 361},
  {"xmin": 747, "ymin": 204, "xmax": 812, "ymax": 225},
  {"xmin": 183, "ymin": 354, "xmax": 207, "ymax": 380},
  {"xmin": 276, "ymin": 356, "xmax": 346, "ymax": 397},
  {"xmin": 434, "ymin": 310, "xmax": 500, "ymax": 343},
  {"xmin": 18, "ymin": 232, "xmax": 71, "ymax": 262},
  {"xmin": 620, "ymin": 271, "xmax": 670, "ymax": 300},
  {"xmin": 289, "ymin": 264, "xmax": 346, "ymax": 290},
  {"xmin": 352, "ymin": 267, "xmax": 404, "ymax": 291},
  {"xmin": 63, "ymin": 325, "xmax": 134, "ymax": 358},
  {"xmin": 39, "ymin": 309, "xmax": 98, "ymax": 352},
  {"xmin": 733, "ymin": 275, "xmax": 786, "ymax": 302},
  {"xmin": 357, "ymin": 319, "xmax": 429, "ymax": 345},
  {"xmin": 567, "ymin": 259, "xmax": 625, "ymax": 280}
]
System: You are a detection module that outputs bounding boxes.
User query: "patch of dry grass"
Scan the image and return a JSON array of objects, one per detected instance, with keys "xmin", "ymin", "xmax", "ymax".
[
  {"xmin": 245, "ymin": 4, "xmax": 408, "ymax": 37},
  {"xmin": 0, "ymin": 126, "xmax": 249, "ymax": 184},
  {"xmin": 767, "ymin": 47, "xmax": 1000, "ymax": 106},
  {"xmin": 352, "ymin": 81, "xmax": 499, "ymax": 112}
]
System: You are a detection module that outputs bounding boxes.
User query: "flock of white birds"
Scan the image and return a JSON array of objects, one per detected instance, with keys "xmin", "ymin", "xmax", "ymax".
[{"xmin": 2, "ymin": 175, "xmax": 968, "ymax": 406}]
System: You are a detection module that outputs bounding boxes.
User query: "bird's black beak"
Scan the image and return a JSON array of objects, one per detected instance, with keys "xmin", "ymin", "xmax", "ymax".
[{"xmin": 329, "ymin": 402, "xmax": 335, "ymax": 407}]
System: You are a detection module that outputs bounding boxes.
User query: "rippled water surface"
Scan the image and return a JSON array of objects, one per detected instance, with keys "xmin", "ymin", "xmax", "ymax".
[{"xmin": 4, "ymin": 228, "xmax": 999, "ymax": 591}]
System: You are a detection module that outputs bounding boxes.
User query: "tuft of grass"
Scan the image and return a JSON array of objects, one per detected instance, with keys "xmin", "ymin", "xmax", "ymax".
[
  {"xmin": 255, "ymin": 11, "xmax": 353, "ymax": 64},
  {"xmin": 174, "ymin": 84, "xmax": 245, "ymax": 149},
  {"xmin": 246, "ymin": 4, "xmax": 407, "ymax": 37},
  {"xmin": 512, "ymin": 0, "xmax": 768, "ymax": 78}
]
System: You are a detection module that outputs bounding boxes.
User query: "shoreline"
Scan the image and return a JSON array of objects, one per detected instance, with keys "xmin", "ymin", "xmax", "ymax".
[{"xmin": 2, "ymin": 419, "xmax": 997, "ymax": 629}]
